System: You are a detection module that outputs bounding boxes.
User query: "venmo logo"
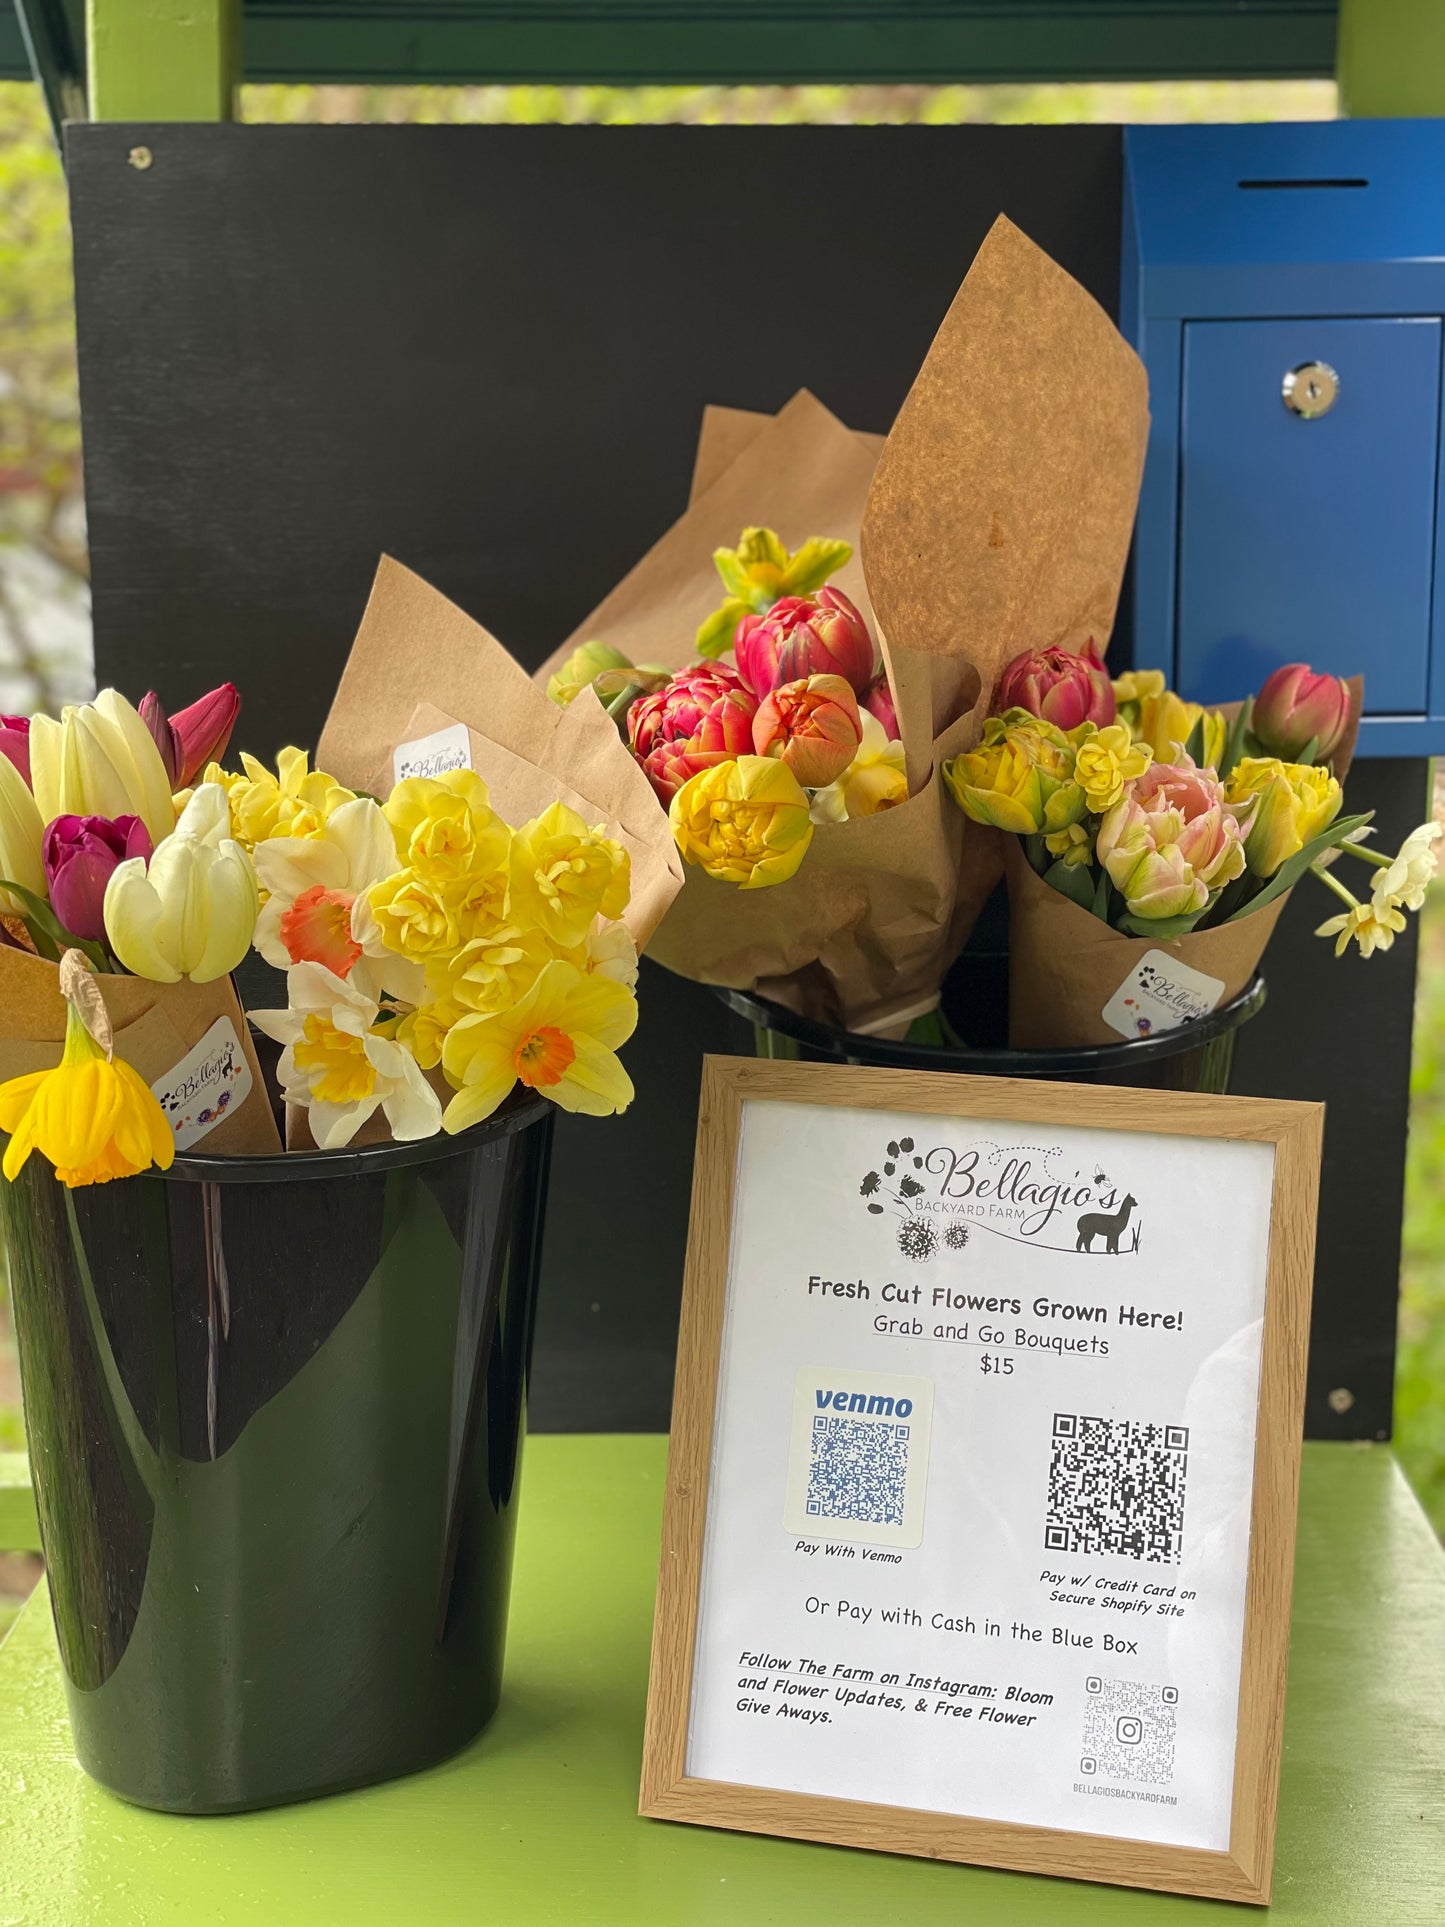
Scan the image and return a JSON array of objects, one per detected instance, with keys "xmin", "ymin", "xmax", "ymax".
[{"xmin": 814, "ymin": 1388, "xmax": 915, "ymax": 1419}]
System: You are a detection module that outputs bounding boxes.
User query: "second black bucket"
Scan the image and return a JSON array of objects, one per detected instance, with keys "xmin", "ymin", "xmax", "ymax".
[
  {"xmin": 719, "ymin": 962, "xmax": 1266, "ymax": 1094},
  {"xmin": 0, "ymin": 1091, "xmax": 553, "ymax": 1814}
]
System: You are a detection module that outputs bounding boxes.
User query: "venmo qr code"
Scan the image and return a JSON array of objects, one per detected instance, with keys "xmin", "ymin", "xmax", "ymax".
[
  {"xmin": 1080, "ymin": 1677, "xmax": 1178, "ymax": 1785},
  {"xmin": 807, "ymin": 1417, "xmax": 910, "ymax": 1527},
  {"xmin": 1046, "ymin": 1413, "xmax": 1188, "ymax": 1564},
  {"xmin": 784, "ymin": 1369, "xmax": 933, "ymax": 1550}
]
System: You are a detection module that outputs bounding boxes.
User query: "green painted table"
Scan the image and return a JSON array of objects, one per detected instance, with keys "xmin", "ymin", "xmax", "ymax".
[{"xmin": 0, "ymin": 1436, "xmax": 1441, "ymax": 1924}]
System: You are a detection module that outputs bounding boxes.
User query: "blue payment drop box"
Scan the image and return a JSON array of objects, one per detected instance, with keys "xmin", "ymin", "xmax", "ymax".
[{"xmin": 1124, "ymin": 121, "xmax": 1445, "ymax": 755}]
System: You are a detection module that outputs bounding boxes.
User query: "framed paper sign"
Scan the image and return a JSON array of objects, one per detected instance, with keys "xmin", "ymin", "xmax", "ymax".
[{"xmin": 641, "ymin": 1059, "xmax": 1323, "ymax": 1904}]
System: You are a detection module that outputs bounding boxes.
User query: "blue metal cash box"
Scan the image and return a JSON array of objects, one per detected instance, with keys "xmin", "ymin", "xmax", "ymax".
[{"xmin": 1124, "ymin": 120, "xmax": 1445, "ymax": 755}]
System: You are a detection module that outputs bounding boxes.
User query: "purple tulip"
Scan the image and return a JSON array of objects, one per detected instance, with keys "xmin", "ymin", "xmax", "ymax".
[
  {"xmin": 0, "ymin": 714, "xmax": 31, "ymax": 788},
  {"xmin": 43, "ymin": 813, "xmax": 153, "ymax": 943},
  {"xmin": 140, "ymin": 683, "xmax": 241, "ymax": 788}
]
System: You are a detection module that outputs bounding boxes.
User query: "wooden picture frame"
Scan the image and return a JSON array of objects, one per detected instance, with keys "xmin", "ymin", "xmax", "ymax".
[{"xmin": 641, "ymin": 1057, "xmax": 1323, "ymax": 1904}]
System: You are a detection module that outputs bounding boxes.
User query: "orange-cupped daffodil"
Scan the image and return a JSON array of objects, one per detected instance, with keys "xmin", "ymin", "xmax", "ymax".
[
  {"xmin": 441, "ymin": 958, "xmax": 636, "ymax": 1133},
  {"xmin": 0, "ymin": 958, "xmax": 175, "ymax": 1188}
]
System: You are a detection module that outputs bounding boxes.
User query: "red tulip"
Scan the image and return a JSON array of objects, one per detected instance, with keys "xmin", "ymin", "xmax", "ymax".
[
  {"xmin": 995, "ymin": 641, "xmax": 1115, "ymax": 731},
  {"xmin": 752, "ymin": 674, "xmax": 862, "ymax": 789},
  {"xmin": 0, "ymin": 714, "xmax": 31, "ymax": 788},
  {"xmin": 860, "ymin": 672, "xmax": 899, "ymax": 741},
  {"xmin": 628, "ymin": 661, "xmax": 758, "ymax": 802},
  {"xmin": 42, "ymin": 813, "xmax": 153, "ymax": 943},
  {"xmin": 734, "ymin": 587, "xmax": 875, "ymax": 699},
  {"xmin": 1252, "ymin": 662, "xmax": 1350, "ymax": 761},
  {"xmin": 140, "ymin": 682, "xmax": 241, "ymax": 788}
]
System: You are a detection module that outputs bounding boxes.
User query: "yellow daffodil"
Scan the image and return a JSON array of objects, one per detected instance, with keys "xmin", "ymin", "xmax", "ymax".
[
  {"xmin": 563, "ymin": 919, "xmax": 639, "ymax": 988},
  {"xmin": 809, "ymin": 711, "xmax": 908, "ymax": 823},
  {"xmin": 252, "ymin": 795, "xmax": 408, "ymax": 997},
  {"xmin": 1315, "ymin": 893, "xmax": 1407, "ymax": 959},
  {"xmin": 30, "ymin": 688, "xmax": 176, "ymax": 845},
  {"xmin": 1073, "ymin": 722, "xmax": 1153, "ymax": 814},
  {"xmin": 669, "ymin": 754, "xmax": 813, "ymax": 888},
  {"xmin": 362, "ymin": 867, "xmax": 462, "ymax": 963},
  {"xmin": 696, "ymin": 525, "xmax": 853, "ymax": 658},
  {"xmin": 207, "ymin": 747, "xmax": 356, "ymax": 849},
  {"xmin": 506, "ymin": 803, "xmax": 630, "ymax": 945},
  {"xmin": 441, "ymin": 958, "xmax": 636, "ymax": 1133},
  {"xmin": 1113, "ymin": 668, "xmax": 1225, "ymax": 765},
  {"xmin": 0, "ymin": 952, "xmax": 175, "ymax": 1188},
  {"xmin": 1225, "ymin": 756, "xmax": 1342, "ymax": 878},
  {"xmin": 384, "ymin": 770, "xmax": 511, "ymax": 890},
  {"xmin": 103, "ymin": 783, "xmax": 259, "ymax": 983},
  {"xmin": 251, "ymin": 962, "xmax": 443, "ymax": 1148},
  {"xmin": 427, "ymin": 925, "xmax": 554, "ymax": 1020},
  {"xmin": 1369, "ymin": 820, "xmax": 1441, "ymax": 912}
]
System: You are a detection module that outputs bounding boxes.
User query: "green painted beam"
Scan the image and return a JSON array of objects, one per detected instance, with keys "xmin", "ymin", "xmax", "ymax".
[
  {"xmin": 1337, "ymin": 0, "xmax": 1445, "ymax": 115},
  {"xmin": 86, "ymin": 0, "xmax": 239, "ymax": 118},
  {"xmin": 0, "ymin": 1453, "xmax": 38, "ymax": 1556},
  {"xmin": 1, "ymin": 0, "xmax": 1341, "ymax": 88}
]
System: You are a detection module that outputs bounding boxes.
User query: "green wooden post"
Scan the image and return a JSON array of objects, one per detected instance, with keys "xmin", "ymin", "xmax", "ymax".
[
  {"xmin": 1338, "ymin": 0, "xmax": 1445, "ymax": 116},
  {"xmin": 86, "ymin": 0, "xmax": 240, "ymax": 120}
]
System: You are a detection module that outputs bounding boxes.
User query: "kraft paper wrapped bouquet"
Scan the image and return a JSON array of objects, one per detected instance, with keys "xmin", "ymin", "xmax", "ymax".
[
  {"xmin": 0, "ymin": 602, "xmax": 682, "ymax": 1189},
  {"xmin": 536, "ymin": 215, "xmax": 1152, "ymax": 1037},
  {"xmin": 945, "ymin": 652, "xmax": 1439, "ymax": 1048}
]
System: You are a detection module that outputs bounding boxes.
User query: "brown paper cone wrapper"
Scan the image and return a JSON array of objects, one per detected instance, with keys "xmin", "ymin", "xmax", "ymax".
[
  {"xmin": 533, "ymin": 217, "xmax": 1149, "ymax": 1032},
  {"xmin": 1003, "ymin": 841, "xmax": 1287, "ymax": 1050},
  {"xmin": 0, "ymin": 950, "xmax": 282, "ymax": 1158}
]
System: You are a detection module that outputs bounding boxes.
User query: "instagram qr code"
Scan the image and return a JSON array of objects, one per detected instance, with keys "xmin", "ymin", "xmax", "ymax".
[
  {"xmin": 1046, "ymin": 1413, "xmax": 1188, "ymax": 1564},
  {"xmin": 1079, "ymin": 1677, "xmax": 1179, "ymax": 1785},
  {"xmin": 806, "ymin": 1416, "xmax": 910, "ymax": 1527}
]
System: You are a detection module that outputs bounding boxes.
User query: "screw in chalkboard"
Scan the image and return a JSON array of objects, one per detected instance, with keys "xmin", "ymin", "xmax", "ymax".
[
  {"xmin": 128, "ymin": 145, "xmax": 153, "ymax": 171},
  {"xmin": 1327, "ymin": 1387, "xmax": 1355, "ymax": 1414}
]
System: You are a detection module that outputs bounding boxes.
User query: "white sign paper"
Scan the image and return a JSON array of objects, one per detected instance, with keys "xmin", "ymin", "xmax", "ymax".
[
  {"xmin": 392, "ymin": 720, "xmax": 473, "ymax": 785},
  {"xmin": 687, "ymin": 1098, "xmax": 1275, "ymax": 1853},
  {"xmin": 150, "ymin": 1016, "xmax": 253, "ymax": 1150}
]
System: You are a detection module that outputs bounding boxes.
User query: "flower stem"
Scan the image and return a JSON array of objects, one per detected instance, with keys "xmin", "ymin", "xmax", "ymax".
[
  {"xmin": 1310, "ymin": 860, "xmax": 1360, "ymax": 909},
  {"xmin": 1335, "ymin": 840, "xmax": 1392, "ymax": 870}
]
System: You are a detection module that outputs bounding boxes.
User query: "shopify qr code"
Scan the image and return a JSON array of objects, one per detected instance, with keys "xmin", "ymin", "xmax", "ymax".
[
  {"xmin": 1080, "ymin": 1677, "xmax": 1179, "ymax": 1785},
  {"xmin": 806, "ymin": 1416, "xmax": 910, "ymax": 1527},
  {"xmin": 1045, "ymin": 1413, "xmax": 1188, "ymax": 1564}
]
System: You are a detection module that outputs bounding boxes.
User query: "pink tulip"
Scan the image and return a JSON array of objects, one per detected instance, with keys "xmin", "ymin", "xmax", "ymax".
[
  {"xmin": 140, "ymin": 682, "xmax": 241, "ymax": 788},
  {"xmin": 1252, "ymin": 663, "xmax": 1350, "ymax": 761},
  {"xmin": 752, "ymin": 674, "xmax": 862, "ymax": 789},
  {"xmin": 0, "ymin": 715, "xmax": 31, "ymax": 788},
  {"xmin": 734, "ymin": 587, "xmax": 875, "ymax": 699},
  {"xmin": 995, "ymin": 641, "xmax": 1115, "ymax": 731},
  {"xmin": 628, "ymin": 661, "xmax": 758, "ymax": 802},
  {"xmin": 1097, "ymin": 762, "xmax": 1248, "ymax": 920},
  {"xmin": 43, "ymin": 813, "xmax": 153, "ymax": 943},
  {"xmin": 861, "ymin": 671, "xmax": 900, "ymax": 741}
]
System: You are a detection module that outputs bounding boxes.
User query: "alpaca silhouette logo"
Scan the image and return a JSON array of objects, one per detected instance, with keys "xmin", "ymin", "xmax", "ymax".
[{"xmin": 1075, "ymin": 1194, "xmax": 1138, "ymax": 1255}]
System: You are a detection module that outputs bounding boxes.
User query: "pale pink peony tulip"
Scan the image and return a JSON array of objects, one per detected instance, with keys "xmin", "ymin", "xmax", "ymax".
[
  {"xmin": 995, "ymin": 640, "xmax": 1115, "ymax": 731},
  {"xmin": 628, "ymin": 661, "xmax": 758, "ymax": 802},
  {"xmin": 1097, "ymin": 761, "xmax": 1248, "ymax": 921},
  {"xmin": 734, "ymin": 587, "xmax": 875, "ymax": 699},
  {"xmin": 1252, "ymin": 662, "xmax": 1350, "ymax": 761},
  {"xmin": 752, "ymin": 674, "xmax": 862, "ymax": 789}
]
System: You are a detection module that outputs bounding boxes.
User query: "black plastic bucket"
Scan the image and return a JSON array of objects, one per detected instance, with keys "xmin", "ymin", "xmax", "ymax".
[
  {"xmin": 719, "ymin": 968, "xmax": 1266, "ymax": 1094},
  {"xmin": 0, "ymin": 1091, "xmax": 553, "ymax": 1814}
]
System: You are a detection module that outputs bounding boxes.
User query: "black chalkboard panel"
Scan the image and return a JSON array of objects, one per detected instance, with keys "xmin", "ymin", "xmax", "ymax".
[{"xmin": 65, "ymin": 122, "xmax": 1409, "ymax": 1442}]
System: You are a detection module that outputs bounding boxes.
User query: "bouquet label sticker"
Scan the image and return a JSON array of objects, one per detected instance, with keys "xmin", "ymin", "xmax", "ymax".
[
  {"xmin": 151, "ymin": 1015, "xmax": 253, "ymax": 1150},
  {"xmin": 644, "ymin": 1063, "xmax": 1323, "ymax": 1905},
  {"xmin": 1101, "ymin": 950, "xmax": 1226, "ymax": 1043},
  {"xmin": 392, "ymin": 719, "xmax": 473, "ymax": 785},
  {"xmin": 783, "ymin": 1366, "xmax": 933, "ymax": 1550}
]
